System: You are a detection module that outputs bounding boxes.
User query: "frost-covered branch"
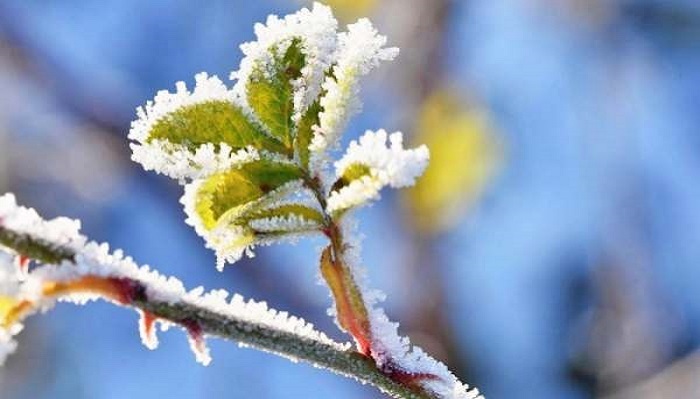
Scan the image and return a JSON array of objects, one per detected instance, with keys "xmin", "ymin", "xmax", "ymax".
[{"xmin": 0, "ymin": 194, "xmax": 438, "ymax": 399}]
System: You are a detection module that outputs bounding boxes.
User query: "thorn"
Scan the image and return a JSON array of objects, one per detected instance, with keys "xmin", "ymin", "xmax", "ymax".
[
  {"xmin": 14, "ymin": 255, "xmax": 30, "ymax": 275},
  {"xmin": 138, "ymin": 310, "xmax": 159, "ymax": 350},
  {"xmin": 183, "ymin": 318, "xmax": 211, "ymax": 366}
]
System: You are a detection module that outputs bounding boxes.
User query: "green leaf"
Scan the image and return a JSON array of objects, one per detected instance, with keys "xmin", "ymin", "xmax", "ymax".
[
  {"xmin": 295, "ymin": 100, "xmax": 321, "ymax": 168},
  {"xmin": 247, "ymin": 39, "xmax": 306, "ymax": 149},
  {"xmin": 194, "ymin": 160, "xmax": 304, "ymax": 230},
  {"xmin": 330, "ymin": 163, "xmax": 372, "ymax": 193},
  {"xmin": 147, "ymin": 100, "xmax": 288, "ymax": 155}
]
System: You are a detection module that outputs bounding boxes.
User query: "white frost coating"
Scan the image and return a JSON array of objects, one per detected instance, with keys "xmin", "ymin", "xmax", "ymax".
[
  {"xmin": 310, "ymin": 19, "xmax": 399, "ymax": 169},
  {"xmin": 131, "ymin": 141, "xmax": 260, "ymax": 182},
  {"xmin": 231, "ymin": 2, "xmax": 338, "ymax": 121},
  {"xmin": 138, "ymin": 309, "xmax": 159, "ymax": 350},
  {"xmin": 0, "ymin": 193, "xmax": 85, "ymax": 251},
  {"xmin": 181, "ymin": 179, "xmax": 319, "ymax": 271},
  {"xmin": 249, "ymin": 214, "xmax": 320, "ymax": 233},
  {"xmin": 129, "ymin": 72, "xmax": 261, "ymax": 181},
  {"xmin": 337, "ymin": 219, "xmax": 483, "ymax": 399},
  {"xmin": 0, "ymin": 193, "xmax": 347, "ymax": 366},
  {"xmin": 181, "ymin": 180, "xmax": 254, "ymax": 271},
  {"xmin": 327, "ymin": 130, "xmax": 429, "ymax": 213},
  {"xmin": 129, "ymin": 72, "xmax": 231, "ymax": 143}
]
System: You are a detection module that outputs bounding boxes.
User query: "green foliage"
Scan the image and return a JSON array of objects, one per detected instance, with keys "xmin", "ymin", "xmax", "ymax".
[
  {"xmin": 246, "ymin": 39, "xmax": 305, "ymax": 149},
  {"xmin": 295, "ymin": 100, "xmax": 321, "ymax": 168},
  {"xmin": 147, "ymin": 100, "xmax": 289, "ymax": 155},
  {"xmin": 194, "ymin": 160, "xmax": 304, "ymax": 230}
]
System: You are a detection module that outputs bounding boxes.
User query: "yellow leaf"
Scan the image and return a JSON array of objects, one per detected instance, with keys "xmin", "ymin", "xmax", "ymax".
[
  {"xmin": 318, "ymin": 0, "xmax": 377, "ymax": 21},
  {"xmin": 406, "ymin": 90, "xmax": 502, "ymax": 234}
]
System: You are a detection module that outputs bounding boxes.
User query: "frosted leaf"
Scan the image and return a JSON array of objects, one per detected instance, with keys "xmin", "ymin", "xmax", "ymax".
[
  {"xmin": 309, "ymin": 19, "xmax": 399, "ymax": 170},
  {"xmin": 327, "ymin": 130, "xmax": 429, "ymax": 213},
  {"xmin": 129, "ymin": 73, "xmax": 281, "ymax": 182},
  {"xmin": 129, "ymin": 72, "xmax": 232, "ymax": 144},
  {"xmin": 231, "ymin": 2, "xmax": 339, "ymax": 121},
  {"xmin": 131, "ymin": 141, "xmax": 260, "ymax": 182}
]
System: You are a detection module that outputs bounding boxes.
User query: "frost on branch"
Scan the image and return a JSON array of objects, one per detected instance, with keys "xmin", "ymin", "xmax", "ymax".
[
  {"xmin": 337, "ymin": 220, "xmax": 482, "ymax": 399},
  {"xmin": 0, "ymin": 193, "xmax": 346, "ymax": 367},
  {"xmin": 327, "ymin": 130, "xmax": 429, "ymax": 214},
  {"xmin": 124, "ymin": 4, "xmax": 482, "ymax": 398}
]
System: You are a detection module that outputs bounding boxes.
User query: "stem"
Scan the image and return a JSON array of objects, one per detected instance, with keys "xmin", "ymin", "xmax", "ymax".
[
  {"xmin": 303, "ymin": 174, "xmax": 373, "ymax": 355},
  {"xmin": 0, "ymin": 225, "xmax": 435, "ymax": 399}
]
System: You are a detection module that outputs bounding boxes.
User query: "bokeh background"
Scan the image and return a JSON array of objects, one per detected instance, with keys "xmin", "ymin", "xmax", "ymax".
[{"xmin": 1, "ymin": 0, "xmax": 699, "ymax": 398}]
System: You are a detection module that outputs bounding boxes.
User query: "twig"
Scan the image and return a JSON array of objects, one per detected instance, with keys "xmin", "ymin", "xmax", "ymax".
[{"xmin": 0, "ymin": 225, "xmax": 433, "ymax": 399}]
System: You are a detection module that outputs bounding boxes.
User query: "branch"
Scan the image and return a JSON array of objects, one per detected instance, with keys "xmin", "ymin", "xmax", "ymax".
[{"xmin": 0, "ymin": 225, "xmax": 433, "ymax": 399}]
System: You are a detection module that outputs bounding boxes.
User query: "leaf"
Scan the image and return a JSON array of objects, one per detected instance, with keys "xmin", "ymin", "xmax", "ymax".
[
  {"xmin": 247, "ymin": 39, "xmax": 306, "ymax": 149},
  {"xmin": 330, "ymin": 163, "xmax": 372, "ymax": 193},
  {"xmin": 406, "ymin": 90, "xmax": 501, "ymax": 234},
  {"xmin": 147, "ymin": 100, "xmax": 288, "ymax": 155},
  {"xmin": 295, "ymin": 100, "xmax": 321, "ymax": 168},
  {"xmin": 322, "ymin": 0, "xmax": 377, "ymax": 21},
  {"xmin": 194, "ymin": 160, "xmax": 304, "ymax": 230}
]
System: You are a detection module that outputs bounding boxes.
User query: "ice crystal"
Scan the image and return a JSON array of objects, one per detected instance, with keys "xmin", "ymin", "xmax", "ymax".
[
  {"xmin": 180, "ymin": 178, "xmax": 320, "ymax": 271},
  {"xmin": 129, "ymin": 73, "xmax": 257, "ymax": 181},
  {"xmin": 231, "ymin": 2, "xmax": 339, "ymax": 121},
  {"xmin": 327, "ymin": 130, "xmax": 429, "ymax": 213},
  {"xmin": 310, "ymin": 19, "xmax": 399, "ymax": 169},
  {"xmin": 336, "ymin": 219, "xmax": 483, "ymax": 399}
]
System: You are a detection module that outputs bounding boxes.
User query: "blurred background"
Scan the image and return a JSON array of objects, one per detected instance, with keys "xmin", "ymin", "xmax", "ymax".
[{"xmin": 0, "ymin": 0, "xmax": 699, "ymax": 398}]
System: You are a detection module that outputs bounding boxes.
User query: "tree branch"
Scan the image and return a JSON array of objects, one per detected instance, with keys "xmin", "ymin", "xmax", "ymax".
[{"xmin": 0, "ymin": 225, "xmax": 433, "ymax": 399}]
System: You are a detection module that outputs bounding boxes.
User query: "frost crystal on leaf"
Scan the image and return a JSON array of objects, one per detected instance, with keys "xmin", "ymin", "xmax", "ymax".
[
  {"xmin": 181, "ymin": 177, "xmax": 321, "ymax": 271},
  {"xmin": 327, "ymin": 130, "xmax": 429, "ymax": 213},
  {"xmin": 129, "ymin": 73, "xmax": 260, "ymax": 181},
  {"xmin": 231, "ymin": 2, "xmax": 339, "ymax": 121},
  {"xmin": 310, "ymin": 19, "xmax": 399, "ymax": 168}
]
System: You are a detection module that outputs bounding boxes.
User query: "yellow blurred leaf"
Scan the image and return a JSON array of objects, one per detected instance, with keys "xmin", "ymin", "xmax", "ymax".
[
  {"xmin": 407, "ymin": 90, "xmax": 502, "ymax": 235},
  {"xmin": 317, "ymin": 0, "xmax": 377, "ymax": 21}
]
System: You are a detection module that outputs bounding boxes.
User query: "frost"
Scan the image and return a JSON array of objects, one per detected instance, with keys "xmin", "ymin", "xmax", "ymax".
[
  {"xmin": 128, "ymin": 73, "xmax": 266, "ymax": 182},
  {"xmin": 248, "ymin": 214, "xmax": 320, "ymax": 233},
  {"xmin": 129, "ymin": 72, "xmax": 232, "ymax": 144},
  {"xmin": 181, "ymin": 176, "xmax": 323, "ymax": 271},
  {"xmin": 335, "ymin": 219, "xmax": 483, "ymax": 399},
  {"xmin": 132, "ymin": 141, "xmax": 260, "ymax": 182},
  {"xmin": 327, "ymin": 130, "xmax": 429, "ymax": 213},
  {"xmin": 0, "ymin": 193, "xmax": 346, "ymax": 366},
  {"xmin": 310, "ymin": 19, "xmax": 399, "ymax": 169},
  {"xmin": 0, "ymin": 193, "xmax": 85, "ymax": 250},
  {"xmin": 138, "ymin": 310, "xmax": 159, "ymax": 350},
  {"xmin": 231, "ymin": 2, "xmax": 339, "ymax": 121}
]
